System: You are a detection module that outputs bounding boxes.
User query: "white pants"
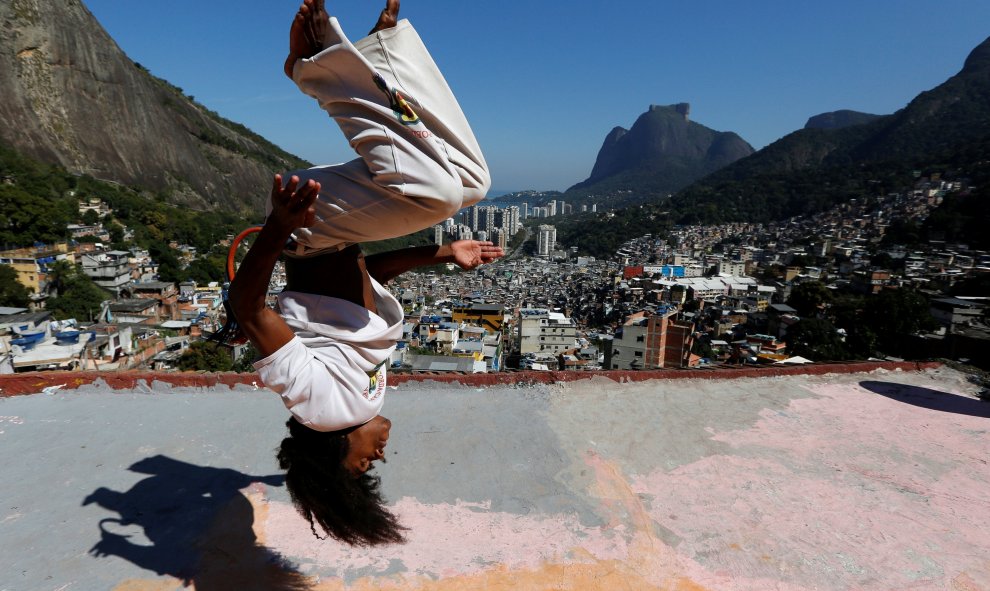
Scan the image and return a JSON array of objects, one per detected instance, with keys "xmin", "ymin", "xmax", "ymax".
[{"xmin": 276, "ymin": 18, "xmax": 490, "ymax": 255}]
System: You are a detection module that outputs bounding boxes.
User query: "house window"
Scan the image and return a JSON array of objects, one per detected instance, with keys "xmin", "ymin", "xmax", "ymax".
[
  {"xmin": 636, "ymin": 335, "xmax": 644, "ymax": 342},
  {"xmin": 635, "ymin": 351, "xmax": 643, "ymax": 357}
]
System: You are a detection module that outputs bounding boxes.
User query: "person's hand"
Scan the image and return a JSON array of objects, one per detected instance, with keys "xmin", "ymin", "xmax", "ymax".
[
  {"xmin": 267, "ymin": 174, "xmax": 319, "ymax": 234},
  {"xmin": 449, "ymin": 240, "xmax": 504, "ymax": 270}
]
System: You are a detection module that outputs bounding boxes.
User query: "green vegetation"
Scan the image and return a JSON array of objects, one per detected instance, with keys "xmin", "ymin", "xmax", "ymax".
[
  {"xmin": 45, "ymin": 260, "xmax": 109, "ymax": 321},
  {"xmin": 554, "ymin": 208, "xmax": 672, "ymax": 259},
  {"xmin": 232, "ymin": 343, "xmax": 260, "ymax": 373},
  {"xmin": 786, "ymin": 281, "xmax": 833, "ymax": 318},
  {"xmin": 178, "ymin": 341, "xmax": 233, "ymax": 372},
  {"xmin": 0, "ymin": 142, "xmax": 76, "ymax": 247},
  {"xmin": 922, "ymin": 186, "xmax": 990, "ymax": 249},
  {"xmin": 788, "ymin": 318, "xmax": 853, "ymax": 361},
  {"xmin": 0, "ymin": 264, "xmax": 32, "ymax": 307},
  {"xmin": 787, "ymin": 287, "xmax": 938, "ymax": 361},
  {"xmin": 0, "ymin": 140, "xmax": 255, "ymax": 284}
]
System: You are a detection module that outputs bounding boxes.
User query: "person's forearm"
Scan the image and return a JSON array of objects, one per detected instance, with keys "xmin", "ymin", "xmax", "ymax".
[
  {"xmin": 228, "ymin": 225, "xmax": 291, "ymax": 321},
  {"xmin": 365, "ymin": 244, "xmax": 453, "ymax": 283}
]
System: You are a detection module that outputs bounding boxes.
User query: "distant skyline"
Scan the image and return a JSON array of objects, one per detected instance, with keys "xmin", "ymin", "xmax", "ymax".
[{"xmin": 83, "ymin": 1, "xmax": 990, "ymax": 193}]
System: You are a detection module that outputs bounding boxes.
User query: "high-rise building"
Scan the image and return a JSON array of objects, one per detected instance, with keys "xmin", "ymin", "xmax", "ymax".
[
  {"xmin": 537, "ymin": 224, "xmax": 556, "ymax": 256},
  {"xmin": 484, "ymin": 206, "xmax": 496, "ymax": 234},
  {"xmin": 547, "ymin": 201, "xmax": 557, "ymax": 217},
  {"xmin": 503, "ymin": 206, "xmax": 520, "ymax": 236},
  {"xmin": 434, "ymin": 224, "xmax": 444, "ymax": 245},
  {"xmin": 469, "ymin": 206, "xmax": 481, "ymax": 232},
  {"xmin": 491, "ymin": 228, "xmax": 507, "ymax": 249}
]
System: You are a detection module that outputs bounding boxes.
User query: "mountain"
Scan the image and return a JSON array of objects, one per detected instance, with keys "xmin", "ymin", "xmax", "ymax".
[
  {"xmin": 668, "ymin": 36, "xmax": 990, "ymax": 223},
  {"xmin": 805, "ymin": 110, "xmax": 883, "ymax": 130},
  {"xmin": 567, "ymin": 103, "xmax": 754, "ymax": 202},
  {"xmin": 0, "ymin": 0, "xmax": 308, "ymax": 214},
  {"xmin": 554, "ymin": 36, "xmax": 990, "ymax": 257}
]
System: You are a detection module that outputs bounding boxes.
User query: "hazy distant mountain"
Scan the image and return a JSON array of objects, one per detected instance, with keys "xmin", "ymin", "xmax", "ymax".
[
  {"xmin": 804, "ymin": 110, "xmax": 883, "ymax": 130},
  {"xmin": 567, "ymin": 103, "xmax": 754, "ymax": 202},
  {"xmin": 0, "ymin": 0, "xmax": 308, "ymax": 214}
]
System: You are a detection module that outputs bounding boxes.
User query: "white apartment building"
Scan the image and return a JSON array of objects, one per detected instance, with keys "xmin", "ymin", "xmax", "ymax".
[
  {"xmin": 537, "ymin": 225, "xmax": 557, "ymax": 257},
  {"xmin": 80, "ymin": 250, "xmax": 131, "ymax": 291},
  {"xmin": 518, "ymin": 308, "xmax": 579, "ymax": 355},
  {"xmin": 717, "ymin": 260, "xmax": 748, "ymax": 276}
]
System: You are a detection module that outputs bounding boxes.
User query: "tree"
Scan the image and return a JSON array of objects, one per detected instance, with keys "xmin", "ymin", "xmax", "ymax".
[
  {"xmin": 232, "ymin": 343, "xmax": 259, "ymax": 373},
  {"xmin": 149, "ymin": 242, "xmax": 182, "ymax": 284},
  {"xmin": 107, "ymin": 222, "xmax": 128, "ymax": 250},
  {"xmin": 691, "ymin": 338, "xmax": 714, "ymax": 360},
  {"xmin": 0, "ymin": 264, "xmax": 31, "ymax": 307},
  {"xmin": 81, "ymin": 209, "xmax": 100, "ymax": 226},
  {"xmin": 45, "ymin": 261, "xmax": 109, "ymax": 321},
  {"xmin": 787, "ymin": 281, "xmax": 833, "ymax": 318},
  {"xmin": 787, "ymin": 318, "xmax": 851, "ymax": 361},
  {"xmin": 788, "ymin": 254, "xmax": 813, "ymax": 268},
  {"xmin": 951, "ymin": 274, "xmax": 990, "ymax": 297},
  {"xmin": 862, "ymin": 288, "xmax": 936, "ymax": 355},
  {"xmin": 178, "ymin": 341, "xmax": 233, "ymax": 372},
  {"xmin": 0, "ymin": 184, "xmax": 71, "ymax": 246},
  {"xmin": 184, "ymin": 255, "xmax": 226, "ymax": 285},
  {"xmin": 882, "ymin": 218, "xmax": 922, "ymax": 246}
]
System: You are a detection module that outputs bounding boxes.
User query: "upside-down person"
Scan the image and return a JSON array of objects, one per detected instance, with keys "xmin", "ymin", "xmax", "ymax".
[{"xmin": 228, "ymin": 0, "xmax": 502, "ymax": 546}]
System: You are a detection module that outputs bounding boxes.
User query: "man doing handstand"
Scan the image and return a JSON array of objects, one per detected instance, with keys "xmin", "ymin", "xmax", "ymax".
[{"xmin": 228, "ymin": 0, "xmax": 501, "ymax": 546}]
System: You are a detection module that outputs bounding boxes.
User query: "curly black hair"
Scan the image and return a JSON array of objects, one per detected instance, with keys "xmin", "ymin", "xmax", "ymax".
[{"xmin": 276, "ymin": 417, "xmax": 406, "ymax": 546}]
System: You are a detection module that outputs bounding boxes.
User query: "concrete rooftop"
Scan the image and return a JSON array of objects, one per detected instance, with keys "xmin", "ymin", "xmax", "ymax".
[{"xmin": 1, "ymin": 363, "xmax": 988, "ymax": 591}]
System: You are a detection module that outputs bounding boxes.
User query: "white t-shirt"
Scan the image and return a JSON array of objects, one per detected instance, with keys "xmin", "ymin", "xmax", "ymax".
[{"xmin": 253, "ymin": 277, "xmax": 403, "ymax": 432}]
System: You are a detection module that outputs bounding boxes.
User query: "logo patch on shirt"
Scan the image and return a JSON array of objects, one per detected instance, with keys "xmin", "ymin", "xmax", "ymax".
[
  {"xmin": 373, "ymin": 72, "xmax": 421, "ymax": 125},
  {"xmin": 363, "ymin": 362, "xmax": 387, "ymax": 402}
]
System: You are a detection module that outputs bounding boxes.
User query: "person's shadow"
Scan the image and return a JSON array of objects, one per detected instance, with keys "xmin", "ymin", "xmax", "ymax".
[
  {"xmin": 83, "ymin": 455, "xmax": 312, "ymax": 590},
  {"xmin": 859, "ymin": 381, "xmax": 990, "ymax": 419}
]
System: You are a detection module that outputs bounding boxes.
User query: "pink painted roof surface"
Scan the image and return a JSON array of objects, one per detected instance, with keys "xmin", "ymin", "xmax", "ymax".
[{"xmin": 1, "ymin": 363, "xmax": 988, "ymax": 590}]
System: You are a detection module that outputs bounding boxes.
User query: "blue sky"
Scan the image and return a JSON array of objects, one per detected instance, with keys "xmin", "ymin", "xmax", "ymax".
[{"xmin": 84, "ymin": 1, "xmax": 990, "ymax": 193}]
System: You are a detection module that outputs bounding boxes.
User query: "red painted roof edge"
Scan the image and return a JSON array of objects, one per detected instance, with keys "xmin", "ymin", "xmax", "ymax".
[{"xmin": 0, "ymin": 361, "xmax": 942, "ymax": 397}]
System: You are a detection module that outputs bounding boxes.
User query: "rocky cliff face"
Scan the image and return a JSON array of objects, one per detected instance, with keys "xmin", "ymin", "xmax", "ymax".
[
  {"xmin": 0, "ymin": 0, "xmax": 308, "ymax": 214},
  {"xmin": 569, "ymin": 103, "xmax": 754, "ymax": 197}
]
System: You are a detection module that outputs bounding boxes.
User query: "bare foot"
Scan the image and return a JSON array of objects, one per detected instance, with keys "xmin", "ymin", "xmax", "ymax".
[
  {"xmin": 284, "ymin": 0, "xmax": 329, "ymax": 79},
  {"xmin": 369, "ymin": 0, "xmax": 400, "ymax": 35}
]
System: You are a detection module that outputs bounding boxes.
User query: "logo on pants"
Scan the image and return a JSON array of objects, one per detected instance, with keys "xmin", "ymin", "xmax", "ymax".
[{"xmin": 373, "ymin": 72, "xmax": 420, "ymax": 125}]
